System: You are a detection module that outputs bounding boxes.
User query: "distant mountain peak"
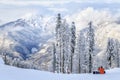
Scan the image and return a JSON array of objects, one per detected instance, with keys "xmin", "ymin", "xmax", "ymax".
[{"xmin": 21, "ymin": 13, "xmax": 43, "ymax": 20}]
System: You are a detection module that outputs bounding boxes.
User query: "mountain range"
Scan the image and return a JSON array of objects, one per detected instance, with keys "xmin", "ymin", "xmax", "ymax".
[{"xmin": 0, "ymin": 10, "xmax": 120, "ymax": 71}]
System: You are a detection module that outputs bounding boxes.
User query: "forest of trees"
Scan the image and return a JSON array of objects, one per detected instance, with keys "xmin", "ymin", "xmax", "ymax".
[
  {"xmin": 1, "ymin": 13, "xmax": 120, "ymax": 74},
  {"xmin": 52, "ymin": 13, "xmax": 120, "ymax": 73}
]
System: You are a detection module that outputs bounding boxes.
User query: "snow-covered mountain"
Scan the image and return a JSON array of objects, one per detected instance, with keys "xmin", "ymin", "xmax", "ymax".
[
  {"xmin": 0, "ymin": 14, "xmax": 54, "ymax": 53},
  {"xmin": 0, "ymin": 14, "xmax": 56, "ymax": 69}
]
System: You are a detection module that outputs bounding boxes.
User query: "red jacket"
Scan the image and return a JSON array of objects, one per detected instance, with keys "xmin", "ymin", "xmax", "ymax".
[{"xmin": 98, "ymin": 67, "xmax": 105, "ymax": 74}]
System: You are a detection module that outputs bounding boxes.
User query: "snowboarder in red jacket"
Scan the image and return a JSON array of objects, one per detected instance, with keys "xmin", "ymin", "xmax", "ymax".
[{"xmin": 98, "ymin": 66, "xmax": 105, "ymax": 74}]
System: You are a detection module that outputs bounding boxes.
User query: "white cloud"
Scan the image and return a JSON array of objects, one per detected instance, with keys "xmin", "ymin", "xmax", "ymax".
[
  {"xmin": 0, "ymin": 0, "xmax": 120, "ymax": 25},
  {"xmin": 0, "ymin": 6, "xmax": 39, "ymax": 25},
  {"xmin": 48, "ymin": 7, "xmax": 68, "ymax": 12},
  {"xmin": 74, "ymin": 0, "xmax": 120, "ymax": 3},
  {"xmin": 0, "ymin": 0, "xmax": 70, "ymax": 6},
  {"xmin": 105, "ymin": 0, "xmax": 120, "ymax": 3},
  {"xmin": 0, "ymin": 0, "xmax": 120, "ymax": 6}
]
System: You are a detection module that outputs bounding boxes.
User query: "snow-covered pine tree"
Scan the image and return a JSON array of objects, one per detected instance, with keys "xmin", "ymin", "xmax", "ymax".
[
  {"xmin": 70, "ymin": 22, "xmax": 76, "ymax": 73},
  {"xmin": 52, "ymin": 43, "xmax": 56, "ymax": 72},
  {"xmin": 2, "ymin": 52, "xmax": 7, "ymax": 64},
  {"xmin": 61, "ymin": 20, "xmax": 66, "ymax": 73},
  {"xmin": 115, "ymin": 39, "xmax": 120, "ymax": 67},
  {"xmin": 55, "ymin": 13, "xmax": 62, "ymax": 73},
  {"xmin": 55, "ymin": 14, "xmax": 70, "ymax": 73},
  {"xmin": 87, "ymin": 21, "xmax": 95, "ymax": 73},
  {"xmin": 61, "ymin": 19, "xmax": 70, "ymax": 73},
  {"xmin": 106, "ymin": 38, "xmax": 120, "ymax": 68},
  {"xmin": 77, "ymin": 28, "xmax": 89, "ymax": 73},
  {"xmin": 76, "ymin": 31, "xmax": 84, "ymax": 73},
  {"xmin": 106, "ymin": 38, "xmax": 115, "ymax": 68}
]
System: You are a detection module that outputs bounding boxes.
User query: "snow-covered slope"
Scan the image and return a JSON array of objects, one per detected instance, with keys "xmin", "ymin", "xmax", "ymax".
[{"xmin": 0, "ymin": 57, "xmax": 120, "ymax": 80}]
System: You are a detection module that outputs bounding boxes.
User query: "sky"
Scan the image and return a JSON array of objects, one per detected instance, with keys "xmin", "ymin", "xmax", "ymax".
[{"xmin": 0, "ymin": 0, "xmax": 120, "ymax": 25}]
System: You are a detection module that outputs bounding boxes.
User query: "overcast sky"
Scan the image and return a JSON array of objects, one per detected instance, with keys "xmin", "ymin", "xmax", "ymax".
[{"xmin": 0, "ymin": 0, "xmax": 120, "ymax": 25}]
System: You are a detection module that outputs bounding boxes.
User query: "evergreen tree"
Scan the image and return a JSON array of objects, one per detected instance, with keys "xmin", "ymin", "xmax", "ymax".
[
  {"xmin": 77, "ymin": 29, "xmax": 89, "ymax": 73},
  {"xmin": 62, "ymin": 19, "xmax": 70, "ymax": 73},
  {"xmin": 77, "ymin": 32, "xmax": 83, "ymax": 73},
  {"xmin": 87, "ymin": 21, "xmax": 94, "ymax": 73},
  {"xmin": 70, "ymin": 22, "xmax": 76, "ymax": 73},
  {"xmin": 55, "ymin": 14, "xmax": 70, "ymax": 73},
  {"xmin": 52, "ymin": 43, "xmax": 56, "ymax": 72},
  {"xmin": 106, "ymin": 38, "xmax": 120, "ymax": 68},
  {"xmin": 55, "ymin": 13, "xmax": 62, "ymax": 73},
  {"xmin": 115, "ymin": 39, "xmax": 120, "ymax": 67}
]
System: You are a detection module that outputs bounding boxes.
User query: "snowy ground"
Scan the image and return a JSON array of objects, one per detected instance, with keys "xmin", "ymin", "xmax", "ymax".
[{"xmin": 0, "ymin": 57, "xmax": 120, "ymax": 80}]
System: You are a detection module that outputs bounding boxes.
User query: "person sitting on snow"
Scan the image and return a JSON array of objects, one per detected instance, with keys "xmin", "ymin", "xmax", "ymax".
[{"xmin": 98, "ymin": 66, "xmax": 105, "ymax": 74}]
